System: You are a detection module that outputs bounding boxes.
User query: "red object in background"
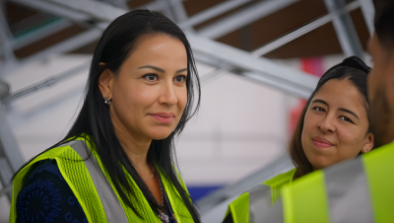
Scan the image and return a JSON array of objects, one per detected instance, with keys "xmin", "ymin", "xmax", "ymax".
[{"xmin": 288, "ymin": 57, "xmax": 324, "ymax": 138}]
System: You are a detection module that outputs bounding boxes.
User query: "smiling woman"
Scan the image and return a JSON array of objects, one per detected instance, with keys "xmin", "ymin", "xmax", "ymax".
[
  {"xmin": 223, "ymin": 56, "xmax": 373, "ymax": 223},
  {"xmin": 10, "ymin": 10, "xmax": 200, "ymax": 223}
]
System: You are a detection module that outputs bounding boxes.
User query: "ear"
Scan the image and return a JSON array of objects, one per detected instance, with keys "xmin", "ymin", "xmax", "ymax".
[
  {"xmin": 361, "ymin": 132, "xmax": 374, "ymax": 153},
  {"xmin": 98, "ymin": 62, "xmax": 115, "ymax": 100}
]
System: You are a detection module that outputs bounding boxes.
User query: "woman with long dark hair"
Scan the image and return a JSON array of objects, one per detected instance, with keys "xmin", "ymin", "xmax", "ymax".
[
  {"xmin": 223, "ymin": 56, "xmax": 374, "ymax": 223},
  {"xmin": 10, "ymin": 10, "xmax": 200, "ymax": 223}
]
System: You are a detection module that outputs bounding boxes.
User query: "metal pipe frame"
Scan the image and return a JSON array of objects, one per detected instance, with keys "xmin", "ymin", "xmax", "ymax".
[
  {"xmin": 0, "ymin": 103, "xmax": 24, "ymax": 174},
  {"xmin": 23, "ymin": 0, "xmax": 317, "ymax": 96},
  {"xmin": 252, "ymin": 1, "xmax": 361, "ymax": 57},
  {"xmin": 0, "ymin": 7, "xmax": 17, "ymax": 64},
  {"xmin": 12, "ymin": 19, "xmax": 73, "ymax": 50},
  {"xmin": 324, "ymin": 0, "xmax": 364, "ymax": 59},
  {"xmin": 358, "ymin": 0, "xmax": 374, "ymax": 35},
  {"xmin": 197, "ymin": 0, "xmax": 299, "ymax": 39},
  {"xmin": 178, "ymin": 1, "xmax": 251, "ymax": 29}
]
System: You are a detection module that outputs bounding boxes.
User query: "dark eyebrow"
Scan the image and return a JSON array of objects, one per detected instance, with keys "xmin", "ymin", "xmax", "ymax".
[
  {"xmin": 176, "ymin": 68, "xmax": 187, "ymax": 73},
  {"xmin": 138, "ymin": 65, "xmax": 165, "ymax": 73},
  {"xmin": 338, "ymin": 108, "xmax": 359, "ymax": 119},
  {"xmin": 138, "ymin": 66, "xmax": 187, "ymax": 74},
  {"xmin": 312, "ymin": 99, "xmax": 359, "ymax": 119},
  {"xmin": 312, "ymin": 99, "xmax": 329, "ymax": 106}
]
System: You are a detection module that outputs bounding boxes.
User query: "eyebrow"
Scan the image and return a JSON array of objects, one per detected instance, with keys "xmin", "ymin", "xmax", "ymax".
[
  {"xmin": 138, "ymin": 65, "xmax": 187, "ymax": 73},
  {"xmin": 338, "ymin": 108, "xmax": 359, "ymax": 119},
  {"xmin": 312, "ymin": 99, "xmax": 328, "ymax": 106},
  {"xmin": 312, "ymin": 99, "xmax": 359, "ymax": 119}
]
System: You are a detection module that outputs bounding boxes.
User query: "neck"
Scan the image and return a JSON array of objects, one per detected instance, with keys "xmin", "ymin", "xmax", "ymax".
[
  {"xmin": 119, "ymin": 133, "xmax": 151, "ymax": 167},
  {"xmin": 110, "ymin": 114, "xmax": 152, "ymax": 171}
]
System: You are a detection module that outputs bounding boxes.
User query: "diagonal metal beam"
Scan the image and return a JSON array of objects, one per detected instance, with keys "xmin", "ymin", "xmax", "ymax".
[
  {"xmin": 0, "ymin": 7, "xmax": 17, "ymax": 63},
  {"xmin": 252, "ymin": 1, "xmax": 360, "ymax": 57},
  {"xmin": 19, "ymin": 27, "xmax": 102, "ymax": 66},
  {"xmin": 178, "ymin": 1, "xmax": 251, "ymax": 29},
  {"xmin": 12, "ymin": 19, "xmax": 73, "ymax": 50},
  {"xmin": 165, "ymin": 0, "xmax": 193, "ymax": 32},
  {"xmin": 0, "ymin": 103, "xmax": 24, "ymax": 173},
  {"xmin": 358, "ymin": 0, "xmax": 374, "ymax": 35},
  {"xmin": 101, "ymin": 0, "xmax": 129, "ymax": 9},
  {"xmin": 324, "ymin": 0, "xmax": 364, "ymax": 58},
  {"xmin": 15, "ymin": 0, "xmax": 317, "ymax": 98},
  {"xmin": 187, "ymin": 34, "xmax": 318, "ymax": 95},
  {"xmin": 197, "ymin": 0, "xmax": 298, "ymax": 39}
]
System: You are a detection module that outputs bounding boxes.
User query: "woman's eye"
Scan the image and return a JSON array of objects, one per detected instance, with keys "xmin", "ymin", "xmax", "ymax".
[
  {"xmin": 174, "ymin": 75, "xmax": 186, "ymax": 83},
  {"xmin": 313, "ymin": 107, "xmax": 325, "ymax": 112},
  {"xmin": 143, "ymin": 74, "xmax": 158, "ymax": 81},
  {"xmin": 340, "ymin": 116, "xmax": 353, "ymax": 123}
]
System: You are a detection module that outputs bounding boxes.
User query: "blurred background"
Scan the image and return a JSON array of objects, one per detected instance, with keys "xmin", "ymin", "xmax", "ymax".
[{"xmin": 0, "ymin": 0, "xmax": 374, "ymax": 222}]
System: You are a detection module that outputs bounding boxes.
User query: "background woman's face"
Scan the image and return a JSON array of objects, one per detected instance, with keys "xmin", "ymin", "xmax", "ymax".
[
  {"xmin": 301, "ymin": 79, "xmax": 373, "ymax": 170},
  {"xmin": 105, "ymin": 34, "xmax": 188, "ymax": 141}
]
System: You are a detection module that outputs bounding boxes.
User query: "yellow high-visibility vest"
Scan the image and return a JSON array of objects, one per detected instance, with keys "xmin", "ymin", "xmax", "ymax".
[
  {"xmin": 237, "ymin": 142, "xmax": 394, "ymax": 223},
  {"xmin": 9, "ymin": 135, "xmax": 194, "ymax": 223}
]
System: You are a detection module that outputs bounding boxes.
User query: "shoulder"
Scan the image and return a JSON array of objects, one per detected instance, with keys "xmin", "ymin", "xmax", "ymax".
[
  {"xmin": 24, "ymin": 159, "xmax": 65, "ymax": 182},
  {"xmin": 16, "ymin": 159, "xmax": 88, "ymax": 222}
]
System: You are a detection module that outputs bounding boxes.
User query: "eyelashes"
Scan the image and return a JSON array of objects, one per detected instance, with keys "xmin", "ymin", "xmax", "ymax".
[
  {"xmin": 142, "ymin": 73, "xmax": 187, "ymax": 83},
  {"xmin": 312, "ymin": 107, "xmax": 354, "ymax": 124},
  {"xmin": 143, "ymin": 73, "xmax": 158, "ymax": 81}
]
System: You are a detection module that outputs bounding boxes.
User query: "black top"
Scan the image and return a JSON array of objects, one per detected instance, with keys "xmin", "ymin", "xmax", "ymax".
[{"xmin": 16, "ymin": 159, "xmax": 87, "ymax": 223}]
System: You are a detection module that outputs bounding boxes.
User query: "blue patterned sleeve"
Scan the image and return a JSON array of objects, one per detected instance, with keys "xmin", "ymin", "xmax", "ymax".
[{"xmin": 16, "ymin": 159, "xmax": 88, "ymax": 223}]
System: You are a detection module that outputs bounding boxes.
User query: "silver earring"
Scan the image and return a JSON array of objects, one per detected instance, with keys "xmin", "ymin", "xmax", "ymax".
[
  {"xmin": 104, "ymin": 97, "xmax": 111, "ymax": 105},
  {"xmin": 364, "ymin": 149, "xmax": 368, "ymax": 153}
]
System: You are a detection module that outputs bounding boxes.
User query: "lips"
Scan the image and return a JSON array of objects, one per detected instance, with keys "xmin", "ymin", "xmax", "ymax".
[
  {"xmin": 312, "ymin": 136, "xmax": 334, "ymax": 149},
  {"xmin": 150, "ymin": 112, "xmax": 175, "ymax": 124}
]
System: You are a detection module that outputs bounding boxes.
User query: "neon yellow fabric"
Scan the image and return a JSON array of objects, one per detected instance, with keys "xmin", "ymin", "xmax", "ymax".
[
  {"xmin": 10, "ymin": 143, "xmax": 106, "ymax": 223},
  {"xmin": 229, "ymin": 192, "xmax": 250, "ymax": 223},
  {"xmin": 282, "ymin": 170, "xmax": 329, "ymax": 223},
  {"xmin": 363, "ymin": 142, "xmax": 394, "ymax": 223},
  {"xmin": 225, "ymin": 168, "xmax": 296, "ymax": 222},
  {"xmin": 264, "ymin": 168, "xmax": 297, "ymax": 204},
  {"xmin": 90, "ymin": 146, "xmax": 193, "ymax": 223},
  {"xmin": 10, "ymin": 136, "xmax": 194, "ymax": 223}
]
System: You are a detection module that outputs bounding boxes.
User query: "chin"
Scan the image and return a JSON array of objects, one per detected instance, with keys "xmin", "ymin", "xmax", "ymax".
[
  {"xmin": 309, "ymin": 156, "xmax": 332, "ymax": 170},
  {"xmin": 148, "ymin": 129, "xmax": 174, "ymax": 140}
]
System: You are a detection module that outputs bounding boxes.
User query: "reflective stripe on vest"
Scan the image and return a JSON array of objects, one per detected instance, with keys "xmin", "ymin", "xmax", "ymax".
[
  {"xmin": 324, "ymin": 158, "xmax": 373, "ymax": 223},
  {"xmin": 68, "ymin": 140, "xmax": 128, "ymax": 222},
  {"xmin": 249, "ymin": 184, "xmax": 283, "ymax": 223}
]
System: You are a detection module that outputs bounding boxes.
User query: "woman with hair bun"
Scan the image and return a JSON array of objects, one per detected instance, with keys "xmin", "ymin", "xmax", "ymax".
[{"xmin": 224, "ymin": 56, "xmax": 374, "ymax": 223}]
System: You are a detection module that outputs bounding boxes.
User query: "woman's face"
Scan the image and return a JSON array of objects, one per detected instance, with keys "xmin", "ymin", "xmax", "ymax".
[
  {"xmin": 301, "ymin": 78, "xmax": 374, "ymax": 170},
  {"xmin": 99, "ymin": 34, "xmax": 188, "ymax": 141}
]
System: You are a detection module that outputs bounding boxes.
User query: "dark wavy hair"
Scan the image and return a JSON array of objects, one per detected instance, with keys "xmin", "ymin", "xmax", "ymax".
[
  {"xmin": 15, "ymin": 10, "xmax": 201, "ymax": 221},
  {"xmin": 289, "ymin": 57, "xmax": 370, "ymax": 177}
]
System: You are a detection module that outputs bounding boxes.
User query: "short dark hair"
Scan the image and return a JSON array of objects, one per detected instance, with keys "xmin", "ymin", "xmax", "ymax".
[
  {"xmin": 374, "ymin": 0, "xmax": 394, "ymax": 50},
  {"xmin": 289, "ymin": 57, "xmax": 370, "ymax": 177}
]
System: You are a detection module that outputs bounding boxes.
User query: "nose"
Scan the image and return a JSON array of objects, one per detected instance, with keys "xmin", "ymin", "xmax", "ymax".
[
  {"xmin": 318, "ymin": 115, "xmax": 336, "ymax": 133},
  {"xmin": 158, "ymin": 81, "xmax": 177, "ymax": 106}
]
